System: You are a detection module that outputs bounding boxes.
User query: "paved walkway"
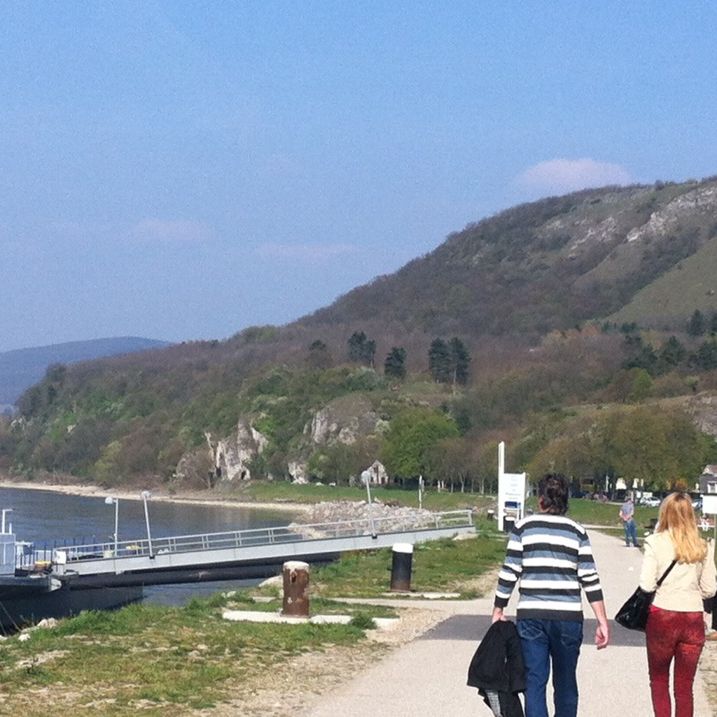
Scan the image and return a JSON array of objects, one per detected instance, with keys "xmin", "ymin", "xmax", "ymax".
[{"xmin": 305, "ymin": 528, "xmax": 712, "ymax": 716}]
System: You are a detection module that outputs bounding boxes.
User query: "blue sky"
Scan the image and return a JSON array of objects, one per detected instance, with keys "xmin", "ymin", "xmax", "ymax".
[{"xmin": 1, "ymin": 1, "xmax": 716, "ymax": 352}]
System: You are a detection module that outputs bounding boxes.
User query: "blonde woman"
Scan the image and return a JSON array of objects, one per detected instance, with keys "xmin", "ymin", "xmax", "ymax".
[{"xmin": 639, "ymin": 492, "xmax": 716, "ymax": 717}]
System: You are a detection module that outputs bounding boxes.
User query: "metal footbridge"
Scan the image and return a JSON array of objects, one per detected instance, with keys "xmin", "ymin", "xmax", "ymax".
[{"xmin": 36, "ymin": 510, "xmax": 475, "ymax": 588}]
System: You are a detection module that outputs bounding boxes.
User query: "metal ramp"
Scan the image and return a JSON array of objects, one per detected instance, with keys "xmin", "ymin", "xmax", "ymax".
[{"xmin": 44, "ymin": 510, "xmax": 474, "ymax": 586}]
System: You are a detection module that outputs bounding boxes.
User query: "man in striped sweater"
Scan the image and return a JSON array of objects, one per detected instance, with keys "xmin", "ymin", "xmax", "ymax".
[{"xmin": 491, "ymin": 473, "xmax": 610, "ymax": 717}]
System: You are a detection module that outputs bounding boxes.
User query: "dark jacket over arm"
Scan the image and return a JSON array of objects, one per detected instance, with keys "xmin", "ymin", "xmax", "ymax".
[{"xmin": 467, "ymin": 620, "xmax": 525, "ymax": 717}]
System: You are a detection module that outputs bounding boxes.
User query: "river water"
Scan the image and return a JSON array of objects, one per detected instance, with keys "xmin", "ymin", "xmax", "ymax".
[{"xmin": 0, "ymin": 486, "xmax": 293, "ymax": 606}]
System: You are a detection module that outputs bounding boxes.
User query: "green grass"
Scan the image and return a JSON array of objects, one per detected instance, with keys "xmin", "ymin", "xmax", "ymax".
[
  {"xmin": 208, "ymin": 590, "xmax": 397, "ymax": 618},
  {"xmin": 0, "ymin": 599, "xmax": 368, "ymax": 716},
  {"xmin": 305, "ymin": 533, "xmax": 506, "ymax": 599},
  {"xmin": 610, "ymin": 232, "xmax": 717, "ymax": 324},
  {"xmin": 241, "ymin": 480, "xmax": 494, "ymax": 511},
  {"xmin": 524, "ymin": 496, "xmax": 659, "ymax": 529}
]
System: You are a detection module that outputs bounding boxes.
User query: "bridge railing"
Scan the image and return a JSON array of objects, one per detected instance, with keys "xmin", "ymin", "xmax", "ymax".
[{"xmin": 45, "ymin": 509, "xmax": 473, "ymax": 564}]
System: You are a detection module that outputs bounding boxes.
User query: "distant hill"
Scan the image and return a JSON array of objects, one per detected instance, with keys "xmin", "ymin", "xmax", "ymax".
[
  {"xmin": 7, "ymin": 176, "xmax": 717, "ymax": 485},
  {"xmin": 0, "ymin": 337, "xmax": 171, "ymax": 409}
]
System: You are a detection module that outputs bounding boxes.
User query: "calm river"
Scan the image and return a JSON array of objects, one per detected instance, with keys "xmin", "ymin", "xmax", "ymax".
[{"xmin": 0, "ymin": 486, "xmax": 293, "ymax": 606}]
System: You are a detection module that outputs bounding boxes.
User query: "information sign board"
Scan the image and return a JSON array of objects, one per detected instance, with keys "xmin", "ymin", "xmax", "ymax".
[{"xmin": 702, "ymin": 495, "xmax": 717, "ymax": 516}]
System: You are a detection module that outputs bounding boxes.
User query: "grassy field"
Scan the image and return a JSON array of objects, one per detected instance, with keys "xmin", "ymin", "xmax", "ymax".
[
  {"xmin": 610, "ymin": 232, "xmax": 717, "ymax": 324},
  {"xmin": 307, "ymin": 533, "xmax": 506, "ymax": 599},
  {"xmin": 0, "ymin": 598, "xmax": 369, "ymax": 716},
  {"xmin": 240, "ymin": 480, "xmax": 494, "ymax": 512},
  {"xmin": 536, "ymin": 497, "xmax": 659, "ymax": 529},
  {"xmin": 0, "ymin": 591, "xmax": 401, "ymax": 717}
]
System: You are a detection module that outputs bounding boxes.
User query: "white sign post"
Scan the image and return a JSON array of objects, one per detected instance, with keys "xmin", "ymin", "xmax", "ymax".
[{"xmin": 497, "ymin": 441, "xmax": 526, "ymax": 532}]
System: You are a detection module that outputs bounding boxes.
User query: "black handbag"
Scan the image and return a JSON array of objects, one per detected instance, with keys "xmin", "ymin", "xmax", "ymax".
[{"xmin": 615, "ymin": 560, "xmax": 677, "ymax": 631}]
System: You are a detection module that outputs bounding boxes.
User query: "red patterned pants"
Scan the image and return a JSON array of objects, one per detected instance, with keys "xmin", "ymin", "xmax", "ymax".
[{"xmin": 645, "ymin": 607, "xmax": 705, "ymax": 717}]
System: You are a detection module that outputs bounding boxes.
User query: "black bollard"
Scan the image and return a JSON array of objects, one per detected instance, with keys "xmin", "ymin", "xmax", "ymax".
[
  {"xmin": 390, "ymin": 543, "xmax": 414, "ymax": 592},
  {"xmin": 504, "ymin": 516, "xmax": 516, "ymax": 534}
]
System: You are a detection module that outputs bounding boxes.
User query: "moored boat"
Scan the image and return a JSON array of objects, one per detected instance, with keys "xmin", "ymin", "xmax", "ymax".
[{"xmin": 0, "ymin": 510, "xmax": 142, "ymax": 631}]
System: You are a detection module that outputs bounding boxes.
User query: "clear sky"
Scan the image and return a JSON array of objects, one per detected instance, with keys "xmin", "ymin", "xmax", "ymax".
[{"xmin": 1, "ymin": 1, "xmax": 716, "ymax": 352}]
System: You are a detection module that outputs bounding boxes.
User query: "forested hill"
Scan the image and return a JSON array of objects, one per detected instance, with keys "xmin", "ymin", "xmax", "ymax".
[
  {"xmin": 300, "ymin": 178, "xmax": 717, "ymax": 338},
  {"xmin": 0, "ymin": 337, "xmax": 170, "ymax": 409},
  {"xmin": 6, "ymin": 176, "xmax": 717, "ymax": 489}
]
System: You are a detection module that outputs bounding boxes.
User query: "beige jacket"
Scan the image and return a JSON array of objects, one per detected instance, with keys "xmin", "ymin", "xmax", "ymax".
[{"xmin": 639, "ymin": 531, "xmax": 716, "ymax": 612}]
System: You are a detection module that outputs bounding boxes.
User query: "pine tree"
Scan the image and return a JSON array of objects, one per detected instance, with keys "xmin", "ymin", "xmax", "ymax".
[
  {"xmin": 307, "ymin": 340, "xmax": 331, "ymax": 369},
  {"xmin": 624, "ymin": 344, "xmax": 659, "ymax": 375},
  {"xmin": 687, "ymin": 309, "xmax": 706, "ymax": 336},
  {"xmin": 347, "ymin": 331, "xmax": 367, "ymax": 362},
  {"xmin": 449, "ymin": 337, "xmax": 471, "ymax": 386},
  {"xmin": 693, "ymin": 340, "xmax": 717, "ymax": 370},
  {"xmin": 384, "ymin": 347, "xmax": 406, "ymax": 380},
  {"xmin": 347, "ymin": 331, "xmax": 376, "ymax": 367},
  {"xmin": 710, "ymin": 312, "xmax": 717, "ymax": 336},
  {"xmin": 363, "ymin": 339, "xmax": 376, "ymax": 368},
  {"xmin": 658, "ymin": 336, "xmax": 686, "ymax": 370},
  {"xmin": 428, "ymin": 339, "xmax": 451, "ymax": 383}
]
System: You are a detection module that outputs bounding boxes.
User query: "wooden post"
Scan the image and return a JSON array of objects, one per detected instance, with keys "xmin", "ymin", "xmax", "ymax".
[{"xmin": 281, "ymin": 561, "xmax": 310, "ymax": 617}]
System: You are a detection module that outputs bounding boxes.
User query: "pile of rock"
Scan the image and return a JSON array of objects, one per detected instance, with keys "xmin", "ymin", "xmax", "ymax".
[{"xmin": 289, "ymin": 500, "xmax": 438, "ymax": 538}]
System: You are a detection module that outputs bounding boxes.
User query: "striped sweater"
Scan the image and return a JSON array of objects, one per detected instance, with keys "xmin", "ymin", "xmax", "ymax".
[{"xmin": 494, "ymin": 513, "xmax": 604, "ymax": 622}]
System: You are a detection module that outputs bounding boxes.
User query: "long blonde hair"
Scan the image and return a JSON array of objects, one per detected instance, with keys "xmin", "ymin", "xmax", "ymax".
[{"xmin": 656, "ymin": 492, "xmax": 707, "ymax": 563}]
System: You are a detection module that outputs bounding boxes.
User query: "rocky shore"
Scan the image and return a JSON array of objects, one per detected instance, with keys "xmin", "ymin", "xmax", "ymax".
[
  {"xmin": 0, "ymin": 479, "xmax": 460, "ymax": 527},
  {"xmin": 289, "ymin": 499, "xmax": 441, "ymax": 534}
]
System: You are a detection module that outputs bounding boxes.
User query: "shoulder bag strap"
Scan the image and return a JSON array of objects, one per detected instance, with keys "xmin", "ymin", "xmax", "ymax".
[{"xmin": 656, "ymin": 560, "xmax": 678, "ymax": 587}]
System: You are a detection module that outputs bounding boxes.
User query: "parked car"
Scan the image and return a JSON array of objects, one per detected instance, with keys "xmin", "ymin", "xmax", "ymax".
[{"xmin": 640, "ymin": 496, "xmax": 661, "ymax": 508}]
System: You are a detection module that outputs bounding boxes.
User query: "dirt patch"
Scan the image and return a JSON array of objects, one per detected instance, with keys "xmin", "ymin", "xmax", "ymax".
[
  {"xmin": 14, "ymin": 650, "xmax": 68, "ymax": 670},
  {"xmin": 457, "ymin": 565, "xmax": 500, "ymax": 598}
]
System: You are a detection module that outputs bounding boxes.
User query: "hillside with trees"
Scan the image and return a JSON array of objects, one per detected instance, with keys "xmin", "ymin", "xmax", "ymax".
[
  {"xmin": 0, "ymin": 337, "xmax": 170, "ymax": 411},
  {"xmin": 5, "ymin": 177, "xmax": 717, "ymax": 493}
]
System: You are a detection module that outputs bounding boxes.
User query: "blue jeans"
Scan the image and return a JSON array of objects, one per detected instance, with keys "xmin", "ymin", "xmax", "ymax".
[
  {"xmin": 517, "ymin": 618, "xmax": 583, "ymax": 717},
  {"xmin": 624, "ymin": 519, "xmax": 638, "ymax": 546}
]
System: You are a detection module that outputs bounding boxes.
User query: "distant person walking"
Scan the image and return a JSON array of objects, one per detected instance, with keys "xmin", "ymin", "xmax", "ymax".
[
  {"xmin": 639, "ymin": 492, "xmax": 716, "ymax": 717},
  {"xmin": 492, "ymin": 473, "xmax": 609, "ymax": 717},
  {"xmin": 620, "ymin": 493, "xmax": 640, "ymax": 547}
]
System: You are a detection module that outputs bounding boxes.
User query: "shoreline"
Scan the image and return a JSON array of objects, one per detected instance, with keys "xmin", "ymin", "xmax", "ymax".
[{"xmin": 0, "ymin": 479, "xmax": 311, "ymax": 514}]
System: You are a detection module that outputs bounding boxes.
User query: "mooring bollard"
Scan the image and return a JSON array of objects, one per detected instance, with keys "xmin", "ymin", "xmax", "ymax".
[
  {"xmin": 281, "ymin": 560, "xmax": 310, "ymax": 617},
  {"xmin": 390, "ymin": 543, "xmax": 413, "ymax": 592}
]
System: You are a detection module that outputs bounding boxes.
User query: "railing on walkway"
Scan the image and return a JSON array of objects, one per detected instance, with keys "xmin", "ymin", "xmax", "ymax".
[{"xmin": 25, "ymin": 510, "xmax": 473, "ymax": 567}]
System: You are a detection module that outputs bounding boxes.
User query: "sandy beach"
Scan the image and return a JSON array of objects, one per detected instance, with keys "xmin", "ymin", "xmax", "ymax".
[{"xmin": 0, "ymin": 478, "xmax": 311, "ymax": 514}]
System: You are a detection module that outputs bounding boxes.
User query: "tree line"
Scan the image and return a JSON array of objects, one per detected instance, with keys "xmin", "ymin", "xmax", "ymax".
[{"xmin": 342, "ymin": 331, "xmax": 470, "ymax": 384}]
